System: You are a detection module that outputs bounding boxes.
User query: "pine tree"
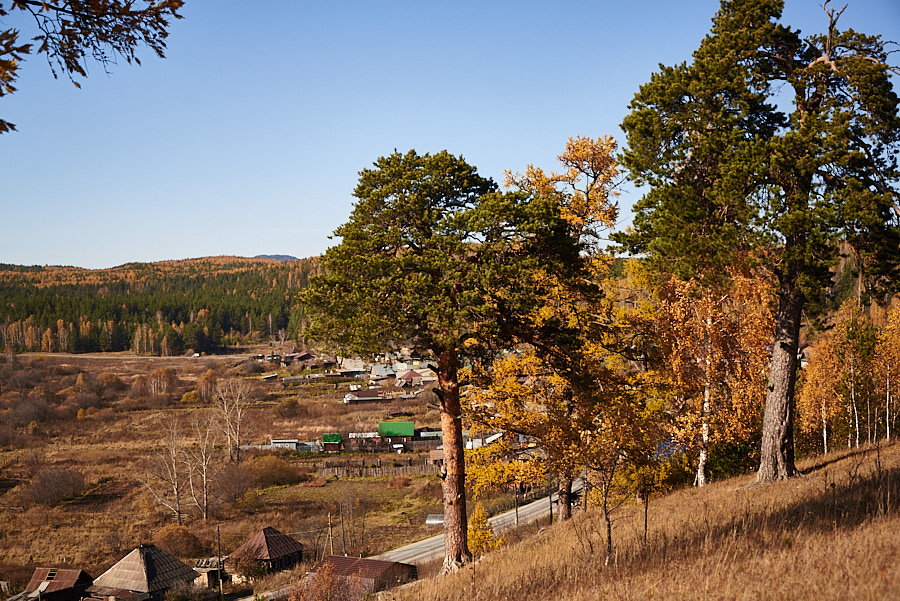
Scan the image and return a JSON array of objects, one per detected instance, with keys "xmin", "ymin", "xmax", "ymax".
[{"xmin": 617, "ymin": 0, "xmax": 900, "ymax": 482}]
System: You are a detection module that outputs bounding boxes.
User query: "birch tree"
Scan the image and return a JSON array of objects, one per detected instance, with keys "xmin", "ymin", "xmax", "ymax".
[
  {"xmin": 214, "ymin": 378, "xmax": 252, "ymax": 463},
  {"xmin": 140, "ymin": 416, "xmax": 186, "ymax": 524},
  {"xmin": 617, "ymin": 0, "xmax": 900, "ymax": 483}
]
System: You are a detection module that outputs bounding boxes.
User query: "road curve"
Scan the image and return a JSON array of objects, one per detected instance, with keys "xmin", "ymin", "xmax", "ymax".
[{"xmin": 372, "ymin": 487, "xmax": 569, "ymax": 564}]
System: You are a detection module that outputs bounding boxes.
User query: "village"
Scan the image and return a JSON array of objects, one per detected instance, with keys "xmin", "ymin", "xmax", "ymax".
[{"xmin": 0, "ymin": 347, "xmax": 520, "ymax": 601}]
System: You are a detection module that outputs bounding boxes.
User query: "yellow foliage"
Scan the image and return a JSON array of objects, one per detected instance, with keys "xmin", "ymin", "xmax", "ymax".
[
  {"xmin": 655, "ymin": 273, "xmax": 772, "ymax": 456},
  {"xmin": 467, "ymin": 502, "xmax": 504, "ymax": 558}
]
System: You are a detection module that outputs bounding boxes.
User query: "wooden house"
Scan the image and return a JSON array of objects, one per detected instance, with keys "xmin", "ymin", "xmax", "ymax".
[
  {"xmin": 85, "ymin": 545, "xmax": 197, "ymax": 601},
  {"xmin": 228, "ymin": 527, "xmax": 305, "ymax": 577},
  {"xmin": 6, "ymin": 568, "xmax": 93, "ymax": 601},
  {"xmin": 308, "ymin": 556, "xmax": 417, "ymax": 595}
]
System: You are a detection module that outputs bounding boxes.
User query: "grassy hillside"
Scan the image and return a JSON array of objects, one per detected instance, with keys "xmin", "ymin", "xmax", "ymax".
[{"xmin": 400, "ymin": 443, "xmax": 900, "ymax": 600}]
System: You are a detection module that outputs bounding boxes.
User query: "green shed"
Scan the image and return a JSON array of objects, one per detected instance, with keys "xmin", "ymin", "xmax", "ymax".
[
  {"xmin": 378, "ymin": 422, "xmax": 415, "ymax": 438},
  {"xmin": 323, "ymin": 433, "xmax": 342, "ymax": 443}
]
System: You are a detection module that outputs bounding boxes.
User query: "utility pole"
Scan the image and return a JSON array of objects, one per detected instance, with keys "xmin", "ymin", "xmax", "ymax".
[
  {"xmin": 328, "ymin": 513, "xmax": 335, "ymax": 556},
  {"xmin": 217, "ymin": 526, "xmax": 224, "ymax": 601}
]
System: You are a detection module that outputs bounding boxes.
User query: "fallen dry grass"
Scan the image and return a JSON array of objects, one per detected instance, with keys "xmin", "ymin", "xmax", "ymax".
[{"xmin": 392, "ymin": 443, "xmax": 900, "ymax": 601}]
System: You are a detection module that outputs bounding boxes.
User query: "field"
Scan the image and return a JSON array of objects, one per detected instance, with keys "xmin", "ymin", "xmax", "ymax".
[{"xmin": 0, "ymin": 349, "xmax": 475, "ymax": 591}]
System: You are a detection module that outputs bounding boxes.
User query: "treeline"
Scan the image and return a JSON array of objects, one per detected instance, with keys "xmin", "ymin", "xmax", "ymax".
[{"xmin": 0, "ymin": 256, "xmax": 319, "ymax": 354}]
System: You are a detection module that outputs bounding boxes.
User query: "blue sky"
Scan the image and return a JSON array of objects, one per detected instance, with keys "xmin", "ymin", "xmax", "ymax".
[{"xmin": 2, "ymin": 0, "xmax": 898, "ymax": 269}]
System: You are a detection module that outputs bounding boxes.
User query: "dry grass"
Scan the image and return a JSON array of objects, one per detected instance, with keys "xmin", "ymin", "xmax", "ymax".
[
  {"xmin": 392, "ymin": 443, "xmax": 900, "ymax": 601},
  {"xmin": 0, "ymin": 351, "xmax": 452, "ymax": 591}
]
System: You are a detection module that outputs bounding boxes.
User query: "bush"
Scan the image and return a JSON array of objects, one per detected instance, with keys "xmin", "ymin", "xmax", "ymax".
[
  {"xmin": 250, "ymin": 456, "xmax": 302, "ymax": 488},
  {"xmin": 387, "ymin": 476, "xmax": 411, "ymax": 489},
  {"xmin": 17, "ymin": 466, "xmax": 86, "ymax": 507},
  {"xmin": 154, "ymin": 524, "xmax": 205, "ymax": 558},
  {"xmin": 229, "ymin": 545, "xmax": 266, "ymax": 581}
]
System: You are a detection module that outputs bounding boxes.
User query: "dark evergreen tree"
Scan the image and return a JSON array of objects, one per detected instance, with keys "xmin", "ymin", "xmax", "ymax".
[{"xmin": 616, "ymin": 0, "xmax": 900, "ymax": 482}]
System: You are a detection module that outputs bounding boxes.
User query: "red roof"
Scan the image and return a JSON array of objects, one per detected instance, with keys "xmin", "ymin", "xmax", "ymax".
[
  {"xmin": 230, "ymin": 527, "xmax": 304, "ymax": 560},
  {"xmin": 25, "ymin": 569, "xmax": 93, "ymax": 593},
  {"xmin": 312, "ymin": 556, "xmax": 404, "ymax": 579}
]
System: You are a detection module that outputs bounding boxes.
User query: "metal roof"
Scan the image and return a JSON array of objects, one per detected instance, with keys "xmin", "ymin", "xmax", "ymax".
[
  {"xmin": 229, "ymin": 527, "xmax": 304, "ymax": 561},
  {"xmin": 24, "ymin": 569, "xmax": 92, "ymax": 594},
  {"xmin": 92, "ymin": 545, "xmax": 197, "ymax": 594}
]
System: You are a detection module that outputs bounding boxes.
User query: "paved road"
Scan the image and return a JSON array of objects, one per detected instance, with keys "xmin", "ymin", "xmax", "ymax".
[
  {"xmin": 372, "ymin": 487, "xmax": 571, "ymax": 564},
  {"xmin": 236, "ymin": 484, "xmax": 578, "ymax": 601}
]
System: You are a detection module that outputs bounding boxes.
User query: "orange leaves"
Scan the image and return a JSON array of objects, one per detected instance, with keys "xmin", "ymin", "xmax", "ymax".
[
  {"xmin": 655, "ymin": 273, "xmax": 773, "ymax": 451},
  {"xmin": 504, "ymin": 135, "xmax": 620, "ymax": 244}
]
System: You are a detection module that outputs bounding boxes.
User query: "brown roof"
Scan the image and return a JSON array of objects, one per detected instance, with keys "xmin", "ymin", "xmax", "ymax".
[
  {"xmin": 229, "ymin": 527, "xmax": 304, "ymax": 561},
  {"xmin": 311, "ymin": 556, "xmax": 404, "ymax": 580},
  {"xmin": 24, "ymin": 569, "xmax": 93, "ymax": 593},
  {"xmin": 92, "ymin": 545, "xmax": 197, "ymax": 594}
]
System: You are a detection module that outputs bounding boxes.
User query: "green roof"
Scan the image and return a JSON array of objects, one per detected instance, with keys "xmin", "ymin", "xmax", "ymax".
[
  {"xmin": 378, "ymin": 421, "xmax": 414, "ymax": 437},
  {"xmin": 323, "ymin": 433, "xmax": 342, "ymax": 443}
]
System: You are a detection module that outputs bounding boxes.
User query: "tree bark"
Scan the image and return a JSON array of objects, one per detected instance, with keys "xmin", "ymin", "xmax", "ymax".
[
  {"xmin": 437, "ymin": 348, "xmax": 471, "ymax": 572},
  {"xmin": 557, "ymin": 473, "xmax": 573, "ymax": 522},
  {"xmin": 755, "ymin": 266, "xmax": 802, "ymax": 483}
]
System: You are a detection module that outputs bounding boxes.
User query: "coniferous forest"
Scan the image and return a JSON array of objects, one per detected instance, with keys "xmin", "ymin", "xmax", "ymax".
[{"xmin": 0, "ymin": 256, "xmax": 319, "ymax": 355}]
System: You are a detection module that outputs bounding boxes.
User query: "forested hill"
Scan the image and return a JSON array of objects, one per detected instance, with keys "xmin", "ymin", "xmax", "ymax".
[{"xmin": 0, "ymin": 256, "xmax": 320, "ymax": 354}]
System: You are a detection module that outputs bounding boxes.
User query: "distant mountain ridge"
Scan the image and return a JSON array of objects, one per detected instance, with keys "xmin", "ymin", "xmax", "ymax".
[{"xmin": 255, "ymin": 254, "xmax": 299, "ymax": 262}]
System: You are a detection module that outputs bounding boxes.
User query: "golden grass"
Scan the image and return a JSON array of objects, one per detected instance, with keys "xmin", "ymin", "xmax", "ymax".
[{"xmin": 392, "ymin": 443, "xmax": 900, "ymax": 601}]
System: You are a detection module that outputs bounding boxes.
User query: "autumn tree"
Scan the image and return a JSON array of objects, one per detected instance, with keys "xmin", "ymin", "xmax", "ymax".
[
  {"xmin": 832, "ymin": 299, "xmax": 878, "ymax": 447},
  {"xmin": 185, "ymin": 410, "xmax": 221, "ymax": 520},
  {"xmin": 617, "ymin": 0, "xmax": 900, "ymax": 483},
  {"xmin": 0, "ymin": 0, "xmax": 183, "ymax": 133},
  {"xmin": 468, "ymin": 352, "xmax": 586, "ymax": 522},
  {"xmin": 655, "ymin": 274, "xmax": 772, "ymax": 485},
  {"xmin": 140, "ymin": 416, "xmax": 187, "ymax": 524},
  {"xmin": 467, "ymin": 502, "xmax": 504, "ymax": 558},
  {"xmin": 302, "ymin": 149, "xmax": 583, "ymax": 571},
  {"xmin": 213, "ymin": 378, "xmax": 252, "ymax": 463},
  {"xmin": 876, "ymin": 305, "xmax": 900, "ymax": 441},
  {"xmin": 797, "ymin": 337, "xmax": 843, "ymax": 454}
]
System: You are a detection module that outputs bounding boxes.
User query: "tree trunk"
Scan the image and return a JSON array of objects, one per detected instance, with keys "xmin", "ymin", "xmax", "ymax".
[
  {"xmin": 437, "ymin": 348, "xmax": 471, "ymax": 572},
  {"xmin": 696, "ymin": 375, "xmax": 711, "ymax": 487},
  {"xmin": 557, "ymin": 473, "xmax": 573, "ymax": 522},
  {"xmin": 755, "ymin": 267, "xmax": 801, "ymax": 483}
]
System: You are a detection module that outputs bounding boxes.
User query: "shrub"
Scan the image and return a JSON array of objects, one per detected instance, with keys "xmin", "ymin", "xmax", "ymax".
[
  {"xmin": 17, "ymin": 466, "xmax": 86, "ymax": 507},
  {"xmin": 387, "ymin": 476, "xmax": 411, "ymax": 489},
  {"xmin": 154, "ymin": 524, "xmax": 205, "ymax": 559},
  {"xmin": 250, "ymin": 456, "xmax": 301, "ymax": 488},
  {"xmin": 229, "ymin": 545, "xmax": 266, "ymax": 581}
]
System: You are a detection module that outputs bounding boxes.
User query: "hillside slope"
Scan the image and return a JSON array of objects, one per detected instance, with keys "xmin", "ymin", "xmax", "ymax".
[
  {"xmin": 401, "ymin": 444, "xmax": 900, "ymax": 600},
  {"xmin": 0, "ymin": 256, "xmax": 319, "ymax": 354}
]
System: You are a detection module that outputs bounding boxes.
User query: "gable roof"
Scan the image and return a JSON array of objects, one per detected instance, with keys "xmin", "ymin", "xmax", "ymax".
[
  {"xmin": 25, "ymin": 568, "xmax": 94, "ymax": 595},
  {"xmin": 229, "ymin": 527, "xmax": 304, "ymax": 561},
  {"xmin": 24, "ymin": 569, "xmax": 93, "ymax": 594},
  {"xmin": 92, "ymin": 545, "xmax": 197, "ymax": 594},
  {"xmin": 312, "ymin": 556, "xmax": 410, "ymax": 580}
]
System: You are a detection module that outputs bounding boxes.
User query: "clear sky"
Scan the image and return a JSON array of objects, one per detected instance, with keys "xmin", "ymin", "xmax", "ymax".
[{"xmin": 1, "ymin": 0, "xmax": 898, "ymax": 269}]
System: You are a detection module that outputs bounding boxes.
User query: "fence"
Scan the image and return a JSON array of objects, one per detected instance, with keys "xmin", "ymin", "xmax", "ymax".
[{"xmin": 318, "ymin": 463, "xmax": 442, "ymax": 478}]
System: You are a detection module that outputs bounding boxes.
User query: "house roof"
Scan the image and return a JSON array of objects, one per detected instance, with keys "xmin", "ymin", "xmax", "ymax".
[
  {"xmin": 92, "ymin": 545, "xmax": 197, "ymax": 594},
  {"xmin": 396, "ymin": 370, "xmax": 421, "ymax": 381},
  {"xmin": 311, "ymin": 556, "xmax": 411, "ymax": 580},
  {"xmin": 378, "ymin": 421, "xmax": 414, "ymax": 437},
  {"xmin": 24, "ymin": 569, "xmax": 93, "ymax": 594},
  {"xmin": 229, "ymin": 527, "xmax": 304, "ymax": 561}
]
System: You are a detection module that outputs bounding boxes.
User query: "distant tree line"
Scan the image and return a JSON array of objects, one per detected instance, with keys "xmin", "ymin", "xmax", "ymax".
[{"xmin": 0, "ymin": 257, "xmax": 318, "ymax": 354}]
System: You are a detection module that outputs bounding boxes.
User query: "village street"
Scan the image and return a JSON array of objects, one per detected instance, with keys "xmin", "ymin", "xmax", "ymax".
[{"xmin": 241, "ymin": 484, "xmax": 578, "ymax": 601}]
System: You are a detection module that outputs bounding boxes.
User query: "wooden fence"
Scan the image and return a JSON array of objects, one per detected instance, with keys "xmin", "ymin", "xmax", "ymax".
[{"xmin": 318, "ymin": 463, "xmax": 442, "ymax": 479}]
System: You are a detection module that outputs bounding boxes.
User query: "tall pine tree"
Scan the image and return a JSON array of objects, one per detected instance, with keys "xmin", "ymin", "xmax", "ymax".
[{"xmin": 616, "ymin": 0, "xmax": 900, "ymax": 482}]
